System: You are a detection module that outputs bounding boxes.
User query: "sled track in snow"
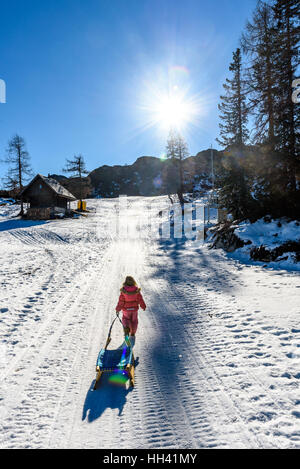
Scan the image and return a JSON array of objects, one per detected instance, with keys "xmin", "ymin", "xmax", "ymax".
[
  {"xmin": 8, "ymin": 227, "xmax": 69, "ymax": 246},
  {"xmin": 0, "ymin": 244, "xmax": 96, "ymax": 383},
  {"xmin": 49, "ymin": 243, "xmax": 125, "ymax": 448},
  {"xmin": 148, "ymin": 276, "xmax": 262, "ymax": 448}
]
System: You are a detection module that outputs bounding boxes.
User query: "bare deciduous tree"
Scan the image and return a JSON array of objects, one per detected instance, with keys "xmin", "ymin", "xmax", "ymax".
[
  {"xmin": 166, "ymin": 130, "xmax": 189, "ymax": 205},
  {"xmin": 63, "ymin": 154, "xmax": 89, "ymax": 206}
]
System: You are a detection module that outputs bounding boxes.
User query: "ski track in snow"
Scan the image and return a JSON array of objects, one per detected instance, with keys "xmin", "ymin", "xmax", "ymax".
[{"xmin": 0, "ymin": 197, "xmax": 299, "ymax": 448}]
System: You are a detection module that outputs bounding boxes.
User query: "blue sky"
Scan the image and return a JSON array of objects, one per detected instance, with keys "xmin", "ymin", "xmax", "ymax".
[{"xmin": 0, "ymin": 0, "xmax": 257, "ymax": 177}]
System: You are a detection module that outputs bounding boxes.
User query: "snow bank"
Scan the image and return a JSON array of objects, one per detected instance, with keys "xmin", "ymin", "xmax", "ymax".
[
  {"xmin": 0, "ymin": 200, "xmax": 20, "ymax": 220},
  {"xmin": 0, "ymin": 198, "xmax": 15, "ymax": 205},
  {"xmin": 213, "ymin": 218, "xmax": 300, "ymax": 271},
  {"xmin": 236, "ymin": 218, "xmax": 300, "ymax": 249}
]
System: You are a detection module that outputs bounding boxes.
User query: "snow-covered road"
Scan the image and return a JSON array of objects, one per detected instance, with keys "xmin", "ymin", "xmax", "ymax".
[{"xmin": 0, "ymin": 197, "xmax": 299, "ymax": 448}]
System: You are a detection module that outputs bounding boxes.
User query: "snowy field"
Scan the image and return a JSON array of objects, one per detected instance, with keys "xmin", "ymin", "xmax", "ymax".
[{"xmin": 0, "ymin": 197, "xmax": 299, "ymax": 449}]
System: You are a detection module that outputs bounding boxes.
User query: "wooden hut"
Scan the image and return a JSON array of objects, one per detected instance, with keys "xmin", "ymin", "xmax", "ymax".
[{"xmin": 20, "ymin": 174, "xmax": 76, "ymax": 219}]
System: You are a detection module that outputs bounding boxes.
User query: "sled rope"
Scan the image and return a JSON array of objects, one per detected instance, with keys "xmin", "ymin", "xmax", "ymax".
[{"xmin": 105, "ymin": 312, "xmax": 128, "ymax": 350}]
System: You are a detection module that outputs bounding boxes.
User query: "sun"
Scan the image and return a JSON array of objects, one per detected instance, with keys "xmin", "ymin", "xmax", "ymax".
[
  {"xmin": 135, "ymin": 75, "xmax": 209, "ymax": 139},
  {"xmin": 142, "ymin": 85, "xmax": 200, "ymax": 133},
  {"xmin": 154, "ymin": 94, "xmax": 194, "ymax": 130}
]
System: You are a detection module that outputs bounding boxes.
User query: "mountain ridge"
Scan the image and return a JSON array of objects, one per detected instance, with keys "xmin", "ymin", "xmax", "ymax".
[{"xmin": 50, "ymin": 149, "xmax": 223, "ymax": 199}]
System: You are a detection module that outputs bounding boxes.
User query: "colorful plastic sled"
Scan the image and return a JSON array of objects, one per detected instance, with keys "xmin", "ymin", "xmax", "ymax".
[{"xmin": 93, "ymin": 313, "xmax": 135, "ymax": 390}]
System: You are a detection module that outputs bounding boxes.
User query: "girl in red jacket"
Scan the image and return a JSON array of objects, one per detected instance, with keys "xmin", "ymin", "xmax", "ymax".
[{"xmin": 116, "ymin": 276, "xmax": 146, "ymax": 337}]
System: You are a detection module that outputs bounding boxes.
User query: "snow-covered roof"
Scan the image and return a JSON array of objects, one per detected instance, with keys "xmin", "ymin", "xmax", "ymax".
[{"xmin": 21, "ymin": 174, "xmax": 76, "ymax": 200}]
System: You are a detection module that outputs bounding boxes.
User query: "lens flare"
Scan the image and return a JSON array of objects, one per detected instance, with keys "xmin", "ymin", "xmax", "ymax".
[
  {"xmin": 108, "ymin": 341, "xmax": 131, "ymax": 386},
  {"xmin": 108, "ymin": 370, "xmax": 129, "ymax": 385},
  {"xmin": 169, "ymin": 65, "xmax": 190, "ymax": 78},
  {"xmin": 153, "ymin": 174, "xmax": 163, "ymax": 188}
]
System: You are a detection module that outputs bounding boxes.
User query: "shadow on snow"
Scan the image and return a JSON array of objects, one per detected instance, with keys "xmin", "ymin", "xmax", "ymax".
[
  {"xmin": 82, "ymin": 358, "xmax": 139, "ymax": 423},
  {"xmin": 0, "ymin": 219, "xmax": 47, "ymax": 232}
]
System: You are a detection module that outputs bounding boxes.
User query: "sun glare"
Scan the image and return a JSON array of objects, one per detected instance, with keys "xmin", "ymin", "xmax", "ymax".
[
  {"xmin": 154, "ymin": 94, "xmax": 195, "ymax": 130},
  {"xmin": 133, "ymin": 66, "xmax": 211, "ymax": 141},
  {"xmin": 139, "ymin": 85, "xmax": 202, "ymax": 136}
]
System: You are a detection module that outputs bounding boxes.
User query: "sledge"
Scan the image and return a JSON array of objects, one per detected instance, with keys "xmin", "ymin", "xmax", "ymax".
[{"xmin": 93, "ymin": 313, "xmax": 135, "ymax": 390}]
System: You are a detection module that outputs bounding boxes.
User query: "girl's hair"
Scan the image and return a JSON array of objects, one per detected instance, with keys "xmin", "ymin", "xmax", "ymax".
[{"xmin": 123, "ymin": 276, "xmax": 137, "ymax": 287}]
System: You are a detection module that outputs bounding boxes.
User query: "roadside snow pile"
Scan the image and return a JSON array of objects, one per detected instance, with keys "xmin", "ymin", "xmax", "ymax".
[
  {"xmin": 210, "ymin": 217, "xmax": 300, "ymax": 270},
  {"xmin": 0, "ymin": 200, "xmax": 20, "ymax": 219},
  {"xmin": 236, "ymin": 218, "xmax": 300, "ymax": 249},
  {"xmin": 192, "ymin": 175, "xmax": 212, "ymax": 195},
  {"xmin": 0, "ymin": 198, "xmax": 15, "ymax": 206}
]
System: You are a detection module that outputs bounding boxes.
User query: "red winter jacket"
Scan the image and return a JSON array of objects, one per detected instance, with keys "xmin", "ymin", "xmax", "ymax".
[{"xmin": 116, "ymin": 285, "xmax": 146, "ymax": 313}]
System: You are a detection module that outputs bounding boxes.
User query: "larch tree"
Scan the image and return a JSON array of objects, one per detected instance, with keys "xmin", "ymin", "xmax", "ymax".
[
  {"xmin": 3, "ymin": 134, "xmax": 33, "ymax": 215},
  {"xmin": 63, "ymin": 154, "xmax": 89, "ymax": 206},
  {"xmin": 165, "ymin": 129, "xmax": 189, "ymax": 205}
]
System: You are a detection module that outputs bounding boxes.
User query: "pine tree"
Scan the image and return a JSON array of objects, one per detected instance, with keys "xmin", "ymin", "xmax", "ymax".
[
  {"xmin": 272, "ymin": 0, "xmax": 300, "ymax": 190},
  {"xmin": 217, "ymin": 151, "xmax": 255, "ymax": 221},
  {"xmin": 3, "ymin": 135, "xmax": 33, "ymax": 215},
  {"xmin": 241, "ymin": 1, "xmax": 277, "ymax": 146},
  {"xmin": 217, "ymin": 48, "xmax": 249, "ymax": 148},
  {"xmin": 216, "ymin": 2, "xmax": 300, "ymax": 221}
]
